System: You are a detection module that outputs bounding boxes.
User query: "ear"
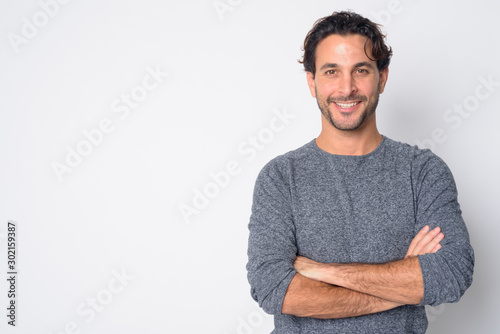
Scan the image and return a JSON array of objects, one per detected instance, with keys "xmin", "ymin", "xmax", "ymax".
[
  {"xmin": 378, "ymin": 67, "xmax": 389, "ymax": 94},
  {"xmin": 306, "ymin": 71, "xmax": 317, "ymax": 98}
]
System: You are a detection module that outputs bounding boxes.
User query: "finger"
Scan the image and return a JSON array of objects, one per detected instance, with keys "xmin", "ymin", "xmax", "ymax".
[
  {"xmin": 420, "ymin": 232, "xmax": 444, "ymax": 254},
  {"xmin": 293, "ymin": 258, "xmax": 301, "ymax": 270},
  {"xmin": 294, "ymin": 256, "xmax": 307, "ymax": 265},
  {"xmin": 412, "ymin": 228, "xmax": 443, "ymax": 256},
  {"xmin": 432, "ymin": 243, "xmax": 442, "ymax": 253},
  {"xmin": 409, "ymin": 227, "xmax": 441, "ymax": 256},
  {"xmin": 406, "ymin": 225, "xmax": 429, "ymax": 256},
  {"xmin": 293, "ymin": 256, "xmax": 311, "ymax": 271}
]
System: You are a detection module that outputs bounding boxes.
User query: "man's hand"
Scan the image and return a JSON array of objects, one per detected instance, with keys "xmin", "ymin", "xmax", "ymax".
[
  {"xmin": 293, "ymin": 256, "xmax": 330, "ymax": 282},
  {"xmin": 405, "ymin": 225, "xmax": 444, "ymax": 258},
  {"xmin": 294, "ymin": 225, "xmax": 444, "ymax": 280},
  {"xmin": 292, "ymin": 225, "xmax": 445, "ymax": 305}
]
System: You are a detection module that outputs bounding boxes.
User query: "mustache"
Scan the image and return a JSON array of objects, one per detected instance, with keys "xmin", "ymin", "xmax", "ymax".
[{"xmin": 327, "ymin": 95, "xmax": 367, "ymax": 104}]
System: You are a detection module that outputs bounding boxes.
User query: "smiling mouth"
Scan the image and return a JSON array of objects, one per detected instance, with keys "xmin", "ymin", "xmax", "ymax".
[{"xmin": 334, "ymin": 101, "xmax": 361, "ymax": 109}]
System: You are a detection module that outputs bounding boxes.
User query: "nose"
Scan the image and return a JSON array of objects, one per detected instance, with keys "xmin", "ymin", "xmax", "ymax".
[{"xmin": 338, "ymin": 74, "xmax": 357, "ymax": 96}]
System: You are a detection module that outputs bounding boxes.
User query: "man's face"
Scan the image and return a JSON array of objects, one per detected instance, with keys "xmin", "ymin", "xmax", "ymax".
[{"xmin": 306, "ymin": 34, "xmax": 388, "ymax": 131}]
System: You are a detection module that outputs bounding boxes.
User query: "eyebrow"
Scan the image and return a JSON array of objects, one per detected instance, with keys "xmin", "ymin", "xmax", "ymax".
[
  {"xmin": 354, "ymin": 62, "xmax": 375, "ymax": 69},
  {"xmin": 319, "ymin": 61, "xmax": 375, "ymax": 71},
  {"xmin": 319, "ymin": 63, "xmax": 339, "ymax": 71}
]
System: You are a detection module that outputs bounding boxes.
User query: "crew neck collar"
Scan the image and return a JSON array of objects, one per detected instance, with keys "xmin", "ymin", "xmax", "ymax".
[{"xmin": 311, "ymin": 135, "xmax": 387, "ymax": 159}]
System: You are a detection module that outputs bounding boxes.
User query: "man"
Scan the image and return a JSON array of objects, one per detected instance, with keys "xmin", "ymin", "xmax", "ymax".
[{"xmin": 246, "ymin": 11, "xmax": 474, "ymax": 333}]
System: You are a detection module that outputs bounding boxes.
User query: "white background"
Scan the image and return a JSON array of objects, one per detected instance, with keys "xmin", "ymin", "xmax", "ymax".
[{"xmin": 0, "ymin": 0, "xmax": 498, "ymax": 333}]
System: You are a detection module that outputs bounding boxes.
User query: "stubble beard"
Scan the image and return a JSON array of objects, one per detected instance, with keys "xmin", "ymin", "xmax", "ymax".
[{"xmin": 316, "ymin": 88, "xmax": 380, "ymax": 131}]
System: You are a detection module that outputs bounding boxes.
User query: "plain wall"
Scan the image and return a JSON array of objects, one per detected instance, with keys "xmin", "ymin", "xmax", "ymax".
[{"xmin": 0, "ymin": 0, "xmax": 498, "ymax": 333}]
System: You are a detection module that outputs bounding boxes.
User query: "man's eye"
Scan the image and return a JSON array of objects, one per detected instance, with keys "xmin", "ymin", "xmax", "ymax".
[
  {"xmin": 356, "ymin": 69, "xmax": 368, "ymax": 74},
  {"xmin": 326, "ymin": 70, "xmax": 337, "ymax": 75}
]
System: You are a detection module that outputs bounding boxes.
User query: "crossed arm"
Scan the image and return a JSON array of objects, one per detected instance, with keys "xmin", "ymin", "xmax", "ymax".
[{"xmin": 281, "ymin": 225, "xmax": 444, "ymax": 318}]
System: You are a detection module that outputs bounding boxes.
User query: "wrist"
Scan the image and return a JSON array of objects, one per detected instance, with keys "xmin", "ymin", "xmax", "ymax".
[{"xmin": 316, "ymin": 263, "xmax": 340, "ymax": 285}]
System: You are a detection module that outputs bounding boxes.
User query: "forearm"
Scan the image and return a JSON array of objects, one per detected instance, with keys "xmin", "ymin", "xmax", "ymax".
[
  {"xmin": 282, "ymin": 273, "xmax": 401, "ymax": 319},
  {"xmin": 311, "ymin": 256, "xmax": 424, "ymax": 305}
]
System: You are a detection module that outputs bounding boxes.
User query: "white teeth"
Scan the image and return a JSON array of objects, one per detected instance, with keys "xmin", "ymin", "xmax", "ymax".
[{"xmin": 335, "ymin": 102, "xmax": 359, "ymax": 108}]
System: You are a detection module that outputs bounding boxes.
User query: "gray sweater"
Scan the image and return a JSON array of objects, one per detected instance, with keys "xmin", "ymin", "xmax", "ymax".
[{"xmin": 246, "ymin": 136, "xmax": 474, "ymax": 333}]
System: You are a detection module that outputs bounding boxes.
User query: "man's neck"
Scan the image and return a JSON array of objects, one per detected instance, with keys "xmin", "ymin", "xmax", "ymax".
[{"xmin": 315, "ymin": 118, "xmax": 383, "ymax": 156}]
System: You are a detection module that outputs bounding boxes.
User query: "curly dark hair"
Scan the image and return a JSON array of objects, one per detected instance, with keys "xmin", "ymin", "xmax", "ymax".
[{"xmin": 299, "ymin": 11, "xmax": 393, "ymax": 75}]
